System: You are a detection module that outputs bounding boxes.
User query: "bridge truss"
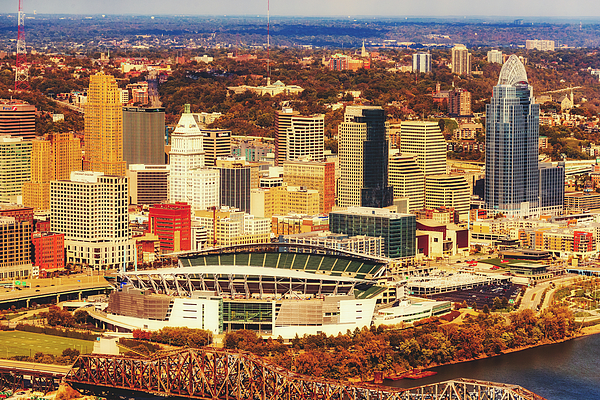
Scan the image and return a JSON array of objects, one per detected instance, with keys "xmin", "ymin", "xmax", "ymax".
[
  {"xmin": 65, "ymin": 348, "xmax": 545, "ymax": 400},
  {"xmin": 0, "ymin": 367, "xmax": 61, "ymax": 394}
]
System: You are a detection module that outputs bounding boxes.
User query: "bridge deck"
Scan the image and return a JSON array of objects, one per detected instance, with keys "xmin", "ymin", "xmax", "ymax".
[{"xmin": 64, "ymin": 348, "xmax": 545, "ymax": 400}]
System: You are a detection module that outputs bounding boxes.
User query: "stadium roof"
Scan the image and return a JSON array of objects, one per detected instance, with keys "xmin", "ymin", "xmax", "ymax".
[
  {"xmin": 179, "ymin": 248, "xmax": 386, "ymax": 280},
  {"xmin": 120, "ymin": 263, "xmax": 382, "ymax": 299},
  {"xmin": 124, "ymin": 265, "xmax": 372, "ymax": 284}
]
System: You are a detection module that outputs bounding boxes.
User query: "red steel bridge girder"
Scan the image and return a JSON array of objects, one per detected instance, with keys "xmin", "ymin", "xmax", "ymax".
[{"xmin": 65, "ymin": 348, "xmax": 545, "ymax": 400}]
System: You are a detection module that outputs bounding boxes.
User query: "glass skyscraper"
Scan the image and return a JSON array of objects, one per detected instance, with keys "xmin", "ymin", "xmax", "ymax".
[
  {"xmin": 485, "ymin": 55, "xmax": 540, "ymax": 217},
  {"xmin": 338, "ymin": 106, "xmax": 393, "ymax": 208}
]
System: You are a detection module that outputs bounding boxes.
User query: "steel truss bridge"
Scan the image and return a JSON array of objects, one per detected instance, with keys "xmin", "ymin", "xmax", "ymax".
[
  {"xmin": 0, "ymin": 367, "xmax": 62, "ymax": 393},
  {"xmin": 65, "ymin": 348, "xmax": 545, "ymax": 400}
]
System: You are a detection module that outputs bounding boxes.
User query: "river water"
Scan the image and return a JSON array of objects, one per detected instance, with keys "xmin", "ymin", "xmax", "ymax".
[{"xmin": 387, "ymin": 333, "xmax": 600, "ymax": 399}]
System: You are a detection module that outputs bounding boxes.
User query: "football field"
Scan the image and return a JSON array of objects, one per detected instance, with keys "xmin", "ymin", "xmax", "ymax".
[{"xmin": 0, "ymin": 331, "xmax": 94, "ymax": 358}]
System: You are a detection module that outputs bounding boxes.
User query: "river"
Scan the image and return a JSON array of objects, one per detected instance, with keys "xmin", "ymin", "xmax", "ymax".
[{"xmin": 387, "ymin": 333, "xmax": 600, "ymax": 399}]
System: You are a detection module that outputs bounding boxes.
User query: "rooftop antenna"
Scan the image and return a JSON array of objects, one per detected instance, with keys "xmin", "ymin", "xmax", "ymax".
[
  {"xmin": 15, "ymin": 0, "xmax": 29, "ymax": 91},
  {"xmin": 267, "ymin": 0, "xmax": 271, "ymax": 86}
]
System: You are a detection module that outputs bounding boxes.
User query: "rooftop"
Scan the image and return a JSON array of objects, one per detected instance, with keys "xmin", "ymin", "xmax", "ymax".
[{"xmin": 498, "ymin": 55, "xmax": 528, "ymax": 86}]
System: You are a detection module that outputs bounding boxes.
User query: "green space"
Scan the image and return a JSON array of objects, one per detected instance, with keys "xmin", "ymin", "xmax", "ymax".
[
  {"xmin": 0, "ymin": 331, "xmax": 93, "ymax": 358},
  {"xmin": 478, "ymin": 258, "xmax": 538, "ymax": 267},
  {"xmin": 4, "ymin": 313, "xmax": 25, "ymax": 321}
]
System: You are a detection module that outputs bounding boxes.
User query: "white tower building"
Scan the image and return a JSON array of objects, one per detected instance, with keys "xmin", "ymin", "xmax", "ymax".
[{"xmin": 169, "ymin": 105, "xmax": 219, "ymax": 210}]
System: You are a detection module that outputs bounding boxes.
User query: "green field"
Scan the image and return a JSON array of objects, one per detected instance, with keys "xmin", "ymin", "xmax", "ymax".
[
  {"xmin": 479, "ymin": 258, "xmax": 538, "ymax": 267},
  {"xmin": 0, "ymin": 331, "xmax": 94, "ymax": 358}
]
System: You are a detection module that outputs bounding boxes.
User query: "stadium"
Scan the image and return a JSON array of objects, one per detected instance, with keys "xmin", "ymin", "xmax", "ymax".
[{"xmin": 101, "ymin": 243, "xmax": 390, "ymax": 338}]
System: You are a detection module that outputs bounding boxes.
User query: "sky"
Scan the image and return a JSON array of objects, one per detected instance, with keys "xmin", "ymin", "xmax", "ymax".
[{"xmin": 0, "ymin": 0, "xmax": 599, "ymax": 18}]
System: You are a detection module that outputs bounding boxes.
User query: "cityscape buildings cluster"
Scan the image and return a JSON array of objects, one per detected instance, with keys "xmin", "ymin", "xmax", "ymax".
[{"xmin": 0, "ymin": 44, "xmax": 580, "ymax": 343}]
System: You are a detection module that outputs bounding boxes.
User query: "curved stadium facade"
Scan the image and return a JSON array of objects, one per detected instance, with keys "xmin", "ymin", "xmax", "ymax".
[{"xmin": 103, "ymin": 244, "xmax": 388, "ymax": 339}]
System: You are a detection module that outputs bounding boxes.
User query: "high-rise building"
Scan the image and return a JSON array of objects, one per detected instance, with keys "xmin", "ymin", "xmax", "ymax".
[
  {"xmin": 424, "ymin": 175, "xmax": 470, "ymax": 221},
  {"xmin": 126, "ymin": 164, "xmax": 169, "ymax": 205},
  {"xmin": 201, "ymin": 129, "xmax": 231, "ymax": 166},
  {"xmin": 23, "ymin": 133, "xmax": 81, "ymax": 211},
  {"xmin": 122, "ymin": 106, "xmax": 166, "ymax": 167},
  {"xmin": 282, "ymin": 160, "xmax": 336, "ymax": 213},
  {"xmin": 329, "ymin": 207, "xmax": 416, "ymax": 259},
  {"xmin": 84, "ymin": 72, "xmax": 126, "ymax": 176},
  {"xmin": 388, "ymin": 153, "xmax": 425, "ymax": 212},
  {"xmin": 400, "ymin": 121, "xmax": 446, "ymax": 176},
  {"xmin": 216, "ymin": 158, "xmax": 264, "ymax": 189},
  {"xmin": 525, "ymin": 40, "xmax": 555, "ymax": 51},
  {"xmin": 539, "ymin": 162, "xmax": 565, "ymax": 215},
  {"xmin": 0, "ymin": 216, "xmax": 33, "ymax": 279},
  {"xmin": 217, "ymin": 163, "xmax": 251, "ymax": 213},
  {"xmin": 451, "ymin": 44, "xmax": 472, "ymax": 75},
  {"xmin": 169, "ymin": 105, "xmax": 220, "ymax": 211},
  {"xmin": 0, "ymin": 204, "xmax": 34, "ymax": 227},
  {"xmin": 275, "ymin": 108, "xmax": 324, "ymax": 165},
  {"xmin": 148, "ymin": 202, "xmax": 191, "ymax": 253},
  {"xmin": 412, "ymin": 52, "xmax": 431, "ymax": 73},
  {"xmin": 485, "ymin": 55, "xmax": 540, "ymax": 217},
  {"xmin": 250, "ymin": 185, "xmax": 320, "ymax": 218},
  {"xmin": 52, "ymin": 132, "xmax": 82, "ymax": 180},
  {"xmin": 448, "ymin": 88, "xmax": 472, "ymax": 117},
  {"xmin": 23, "ymin": 139, "xmax": 53, "ymax": 211},
  {"xmin": 0, "ymin": 100, "xmax": 36, "ymax": 140},
  {"xmin": 487, "ymin": 49, "xmax": 503, "ymax": 64},
  {"xmin": 338, "ymin": 106, "xmax": 393, "ymax": 208},
  {"xmin": 50, "ymin": 171, "xmax": 134, "ymax": 270},
  {"xmin": 0, "ymin": 137, "xmax": 31, "ymax": 203},
  {"xmin": 195, "ymin": 208, "xmax": 271, "ymax": 247}
]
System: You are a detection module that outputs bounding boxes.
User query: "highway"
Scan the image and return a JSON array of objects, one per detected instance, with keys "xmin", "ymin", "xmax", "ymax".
[
  {"xmin": 0, "ymin": 359, "xmax": 70, "ymax": 375},
  {"xmin": 0, "ymin": 275, "xmax": 111, "ymax": 300}
]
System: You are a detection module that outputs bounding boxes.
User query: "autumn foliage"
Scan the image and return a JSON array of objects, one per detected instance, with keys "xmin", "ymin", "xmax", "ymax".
[
  {"xmin": 224, "ymin": 305, "xmax": 574, "ymax": 381},
  {"xmin": 133, "ymin": 326, "xmax": 212, "ymax": 347}
]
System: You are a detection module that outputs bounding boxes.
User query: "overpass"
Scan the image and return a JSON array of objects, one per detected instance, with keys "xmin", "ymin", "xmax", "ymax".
[
  {"xmin": 0, "ymin": 360, "xmax": 68, "ymax": 393},
  {"xmin": 64, "ymin": 348, "xmax": 545, "ymax": 400},
  {"xmin": 0, "ymin": 276, "xmax": 113, "ymax": 310}
]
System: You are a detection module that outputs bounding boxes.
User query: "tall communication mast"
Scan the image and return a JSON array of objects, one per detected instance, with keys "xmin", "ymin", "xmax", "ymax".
[
  {"xmin": 266, "ymin": 0, "xmax": 270, "ymax": 85},
  {"xmin": 15, "ymin": 0, "xmax": 29, "ymax": 92}
]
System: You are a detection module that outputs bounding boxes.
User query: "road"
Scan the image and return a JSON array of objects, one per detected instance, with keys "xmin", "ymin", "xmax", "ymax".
[
  {"xmin": 50, "ymin": 97, "xmax": 84, "ymax": 114},
  {"xmin": 519, "ymin": 275, "xmax": 580, "ymax": 311},
  {"xmin": 0, "ymin": 359, "xmax": 70, "ymax": 375},
  {"xmin": 519, "ymin": 282, "xmax": 550, "ymax": 310},
  {"xmin": 0, "ymin": 275, "xmax": 112, "ymax": 302}
]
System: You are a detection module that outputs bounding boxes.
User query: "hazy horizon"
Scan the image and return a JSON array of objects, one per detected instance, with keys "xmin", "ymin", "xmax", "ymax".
[{"xmin": 1, "ymin": 0, "xmax": 599, "ymax": 19}]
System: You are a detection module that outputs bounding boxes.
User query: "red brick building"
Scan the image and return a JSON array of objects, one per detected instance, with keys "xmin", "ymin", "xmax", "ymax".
[
  {"xmin": 0, "ymin": 205, "xmax": 34, "ymax": 227},
  {"xmin": 148, "ymin": 202, "xmax": 192, "ymax": 253},
  {"xmin": 32, "ymin": 231, "xmax": 64, "ymax": 270}
]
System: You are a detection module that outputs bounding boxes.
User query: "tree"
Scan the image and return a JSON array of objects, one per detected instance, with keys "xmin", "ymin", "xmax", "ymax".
[
  {"xmin": 73, "ymin": 309, "xmax": 90, "ymax": 325},
  {"xmin": 61, "ymin": 348, "xmax": 80, "ymax": 363},
  {"xmin": 45, "ymin": 305, "xmax": 74, "ymax": 327}
]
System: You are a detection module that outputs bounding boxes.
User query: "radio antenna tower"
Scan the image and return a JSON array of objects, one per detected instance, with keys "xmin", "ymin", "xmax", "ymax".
[
  {"xmin": 266, "ymin": 0, "xmax": 270, "ymax": 86},
  {"xmin": 15, "ymin": 0, "xmax": 29, "ymax": 92}
]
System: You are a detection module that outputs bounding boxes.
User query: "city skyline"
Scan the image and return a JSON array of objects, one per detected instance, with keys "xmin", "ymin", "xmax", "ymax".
[{"xmin": 2, "ymin": 0, "xmax": 600, "ymax": 18}]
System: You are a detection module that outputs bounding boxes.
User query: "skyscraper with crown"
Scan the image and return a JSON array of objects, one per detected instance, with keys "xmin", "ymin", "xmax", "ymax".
[{"xmin": 485, "ymin": 55, "xmax": 545, "ymax": 217}]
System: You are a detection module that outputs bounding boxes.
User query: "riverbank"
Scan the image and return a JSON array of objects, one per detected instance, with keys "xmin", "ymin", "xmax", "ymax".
[{"xmin": 403, "ymin": 321, "xmax": 600, "ymax": 377}]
